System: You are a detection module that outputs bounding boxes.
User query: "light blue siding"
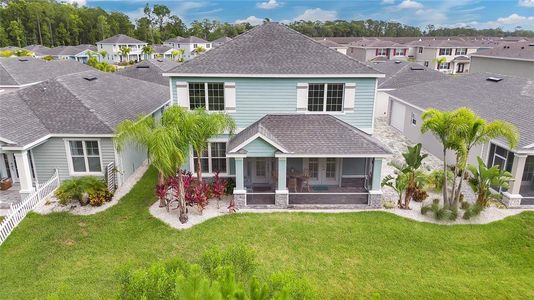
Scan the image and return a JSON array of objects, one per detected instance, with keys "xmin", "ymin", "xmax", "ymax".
[
  {"xmin": 342, "ymin": 158, "xmax": 366, "ymax": 176},
  {"xmin": 170, "ymin": 77, "xmax": 376, "ymax": 131},
  {"xmin": 242, "ymin": 138, "xmax": 278, "ymax": 157},
  {"xmin": 118, "ymin": 141, "xmax": 147, "ymax": 184},
  {"xmin": 371, "ymin": 158, "xmax": 382, "ymax": 191},
  {"xmin": 31, "ymin": 137, "xmax": 115, "ymax": 182}
]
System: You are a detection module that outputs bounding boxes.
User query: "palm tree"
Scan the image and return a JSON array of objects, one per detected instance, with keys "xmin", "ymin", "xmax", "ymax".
[
  {"xmin": 432, "ymin": 56, "xmax": 447, "ymax": 70},
  {"xmin": 467, "ymin": 157, "xmax": 513, "ymax": 207},
  {"xmin": 99, "ymin": 50, "xmax": 107, "ymax": 62},
  {"xmin": 189, "ymin": 108, "xmax": 236, "ymax": 180},
  {"xmin": 115, "ymin": 106, "xmax": 194, "ymax": 223},
  {"xmin": 141, "ymin": 45, "xmax": 154, "ymax": 60},
  {"xmin": 118, "ymin": 47, "xmax": 131, "ymax": 62},
  {"xmin": 194, "ymin": 46, "xmax": 206, "ymax": 54}
]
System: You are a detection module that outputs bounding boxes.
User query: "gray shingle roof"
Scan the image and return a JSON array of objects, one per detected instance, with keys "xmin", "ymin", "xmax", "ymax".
[
  {"xmin": 389, "ymin": 72, "xmax": 534, "ymax": 150},
  {"xmin": 212, "ymin": 36, "xmax": 232, "ymax": 44},
  {"xmin": 369, "ymin": 60, "xmax": 447, "ymax": 89},
  {"xmin": 24, "ymin": 45, "xmax": 50, "ymax": 56},
  {"xmin": 167, "ymin": 22, "xmax": 382, "ymax": 76},
  {"xmin": 164, "ymin": 36, "xmax": 184, "ymax": 43},
  {"xmin": 45, "ymin": 45, "xmax": 95, "ymax": 56},
  {"xmin": 471, "ymin": 42, "xmax": 534, "ymax": 61},
  {"xmin": 349, "ymin": 39, "xmax": 407, "ymax": 48},
  {"xmin": 228, "ymin": 114, "xmax": 391, "ymax": 156},
  {"xmin": 0, "ymin": 57, "xmax": 91, "ymax": 86},
  {"xmin": 180, "ymin": 36, "xmax": 208, "ymax": 44},
  {"xmin": 0, "ymin": 70, "xmax": 169, "ymax": 147},
  {"xmin": 97, "ymin": 34, "xmax": 146, "ymax": 44},
  {"xmin": 153, "ymin": 44, "xmax": 172, "ymax": 53},
  {"xmin": 116, "ymin": 59, "xmax": 179, "ymax": 86}
]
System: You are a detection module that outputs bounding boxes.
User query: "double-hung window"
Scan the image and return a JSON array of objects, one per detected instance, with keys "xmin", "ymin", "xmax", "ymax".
[
  {"xmin": 394, "ymin": 48, "xmax": 406, "ymax": 56},
  {"xmin": 438, "ymin": 62, "xmax": 450, "ymax": 70},
  {"xmin": 189, "ymin": 82, "xmax": 225, "ymax": 111},
  {"xmin": 67, "ymin": 140, "xmax": 102, "ymax": 174},
  {"xmin": 439, "ymin": 48, "xmax": 452, "ymax": 55},
  {"xmin": 193, "ymin": 142, "xmax": 227, "ymax": 174},
  {"xmin": 418, "ymin": 47, "xmax": 423, "ymax": 54},
  {"xmin": 376, "ymin": 48, "xmax": 387, "ymax": 56},
  {"xmin": 455, "ymin": 48, "xmax": 467, "ymax": 55},
  {"xmin": 307, "ymin": 83, "xmax": 344, "ymax": 112}
]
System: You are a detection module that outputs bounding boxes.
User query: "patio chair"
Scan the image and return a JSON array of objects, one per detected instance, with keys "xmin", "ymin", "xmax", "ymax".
[
  {"xmin": 301, "ymin": 169, "xmax": 311, "ymax": 192},
  {"xmin": 288, "ymin": 177, "xmax": 298, "ymax": 193}
]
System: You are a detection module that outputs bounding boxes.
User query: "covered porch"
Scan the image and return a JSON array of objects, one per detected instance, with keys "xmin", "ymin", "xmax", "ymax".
[{"xmin": 227, "ymin": 114, "xmax": 391, "ymax": 208}]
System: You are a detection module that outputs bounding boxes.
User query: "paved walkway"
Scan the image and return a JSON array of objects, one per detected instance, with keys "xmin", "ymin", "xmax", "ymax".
[{"xmin": 0, "ymin": 183, "xmax": 21, "ymax": 209}]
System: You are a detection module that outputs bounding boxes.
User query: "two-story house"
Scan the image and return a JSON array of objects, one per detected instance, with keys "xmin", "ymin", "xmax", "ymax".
[
  {"xmin": 470, "ymin": 41, "xmax": 534, "ymax": 79},
  {"xmin": 163, "ymin": 36, "xmax": 212, "ymax": 60},
  {"xmin": 164, "ymin": 22, "xmax": 391, "ymax": 209},
  {"xmin": 96, "ymin": 34, "xmax": 148, "ymax": 63},
  {"xmin": 347, "ymin": 39, "xmax": 411, "ymax": 62}
]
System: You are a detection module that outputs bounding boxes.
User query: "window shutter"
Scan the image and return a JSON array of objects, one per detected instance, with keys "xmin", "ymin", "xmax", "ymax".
[
  {"xmin": 224, "ymin": 82, "xmax": 236, "ymax": 112},
  {"xmin": 375, "ymin": 49, "xmax": 378, "ymax": 56},
  {"xmin": 175, "ymin": 81, "xmax": 189, "ymax": 108},
  {"xmin": 296, "ymin": 83, "xmax": 308, "ymax": 112},
  {"xmin": 343, "ymin": 83, "xmax": 356, "ymax": 112}
]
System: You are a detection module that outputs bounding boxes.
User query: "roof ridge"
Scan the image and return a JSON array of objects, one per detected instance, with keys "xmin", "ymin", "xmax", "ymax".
[
  {"xmin": 0, "ymin": 62, "xmax": 19, "ymax": 85},
  {"xmin": 378, "ymin": 62, "xmax": 411, "ymax": 88}
]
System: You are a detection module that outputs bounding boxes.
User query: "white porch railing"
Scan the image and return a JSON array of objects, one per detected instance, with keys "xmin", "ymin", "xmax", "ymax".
[{"xmin": 0, "ymin": 169, "xmax": 60, "ymax": 245}]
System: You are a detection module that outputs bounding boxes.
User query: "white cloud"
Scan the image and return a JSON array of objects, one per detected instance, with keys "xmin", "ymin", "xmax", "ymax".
[
  {"xmin": 397, "ymin": 0, "xmax": 423, "ymax": 9},
  {"xmin": 293, "ymin": 8, "xmax": 337, "ymax": 22},
  {"xmin": 496, "ymin": 13, "xmax": 534, "ymax": 24},
  {"xmin": 518, "ymin": 0, "xmax": 534, "ymax": 7},
  {"xmin": 61, "ymin": 0, "xmax": 86, "ymax": 6},
  {"xmin": 381, "ymin": 0, "xmax": 395, "ymax": 4},
  {"xmin": 235, "ymin": 16, "xmax": 264, "ymax": 25},
  {"xmin": 256, "ymin": 0, "xmax": 280, "ymax": 9}
]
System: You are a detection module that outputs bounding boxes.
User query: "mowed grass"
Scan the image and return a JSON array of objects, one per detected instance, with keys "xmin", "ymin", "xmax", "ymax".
[{"xmin": 0, "ymin": 167, "xmax": 533, "ymax": 299}]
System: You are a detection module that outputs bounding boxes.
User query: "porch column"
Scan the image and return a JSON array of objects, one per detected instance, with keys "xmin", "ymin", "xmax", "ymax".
[
  {"xmin": 13, "ymin": 151, "xmax": 34, "ymax": 198},
  {"xmin": 233, "ymin": 157, "xmax": 246, "ymax": 208},
  {"xmin": 502, "ymin": 153, "xmax": 527, "ymax": 208},
  {"xmin": 369, "ymin": 158, "xmax": 383, "ymax": 208},
  {"xmin": 275, "ymin": 157, "xmax": 288, "ymax": 208}
]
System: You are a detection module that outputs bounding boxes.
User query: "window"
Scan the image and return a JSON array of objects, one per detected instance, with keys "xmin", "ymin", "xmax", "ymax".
[
  {"xmin": 255, "ymin": 158, "xmax": 266, "ymax": 177},
  {"xmin": 455, "ymin": 48, "xmax": 467, "ymax": 55},
  {"xmin": 487, "ymin": 143, "xmax": 514, "ymax": 172},
  {"xmin": 376, "ymin": 48, "xmax": 387, "ymax": 56},
  {"xmin": 439, "ymin": 48, "xmax": 452, "ymax": 55},
  {"xmin": 206, "ymin": 43, "xmax": 211, "ymax": 49},
  {"xmin": 188, "ymin": 82, "xmax": 225, "ymax": 111},
  {"xmin": 411, "ymin": 112, "xmax": 417, "ymax": 126},
  {"xmin": 308, "ymin": 158, "xmax": 319, "ymax": 179},
  {"xmin": 418, "ymin": 47, "xmax": 423, "ymax": 53},
  {"xmin": 394, "ymin": 48, "xmax": 406, "ymax": 56},
  {"xmin": 325, "ymin": 158, "xmax": 336, "ymax": 179},
  {"xmin": 438, "ymin": 62, "xmax": 450, "ymax": 70},
  {"xmin": 307, "ymin": 83, "xmax": 344, "ymax": 112},
  {"xmin": 193, "ymin": 142, "xmax": 227, "ymax": 174},
  {"xmin": 424, "ymin": 61, "xmax": 429, "ymax": 67},
  {"xmin": 522, "ymin": 156, "xmax": 534, "ymax": 182},
  {"xmin": 67, "ymin": 140, "xmax": 101, "ymax": 174},
  {"xmin": 193, "ymin": 43, "xmax": 198, "ymax": 48}
]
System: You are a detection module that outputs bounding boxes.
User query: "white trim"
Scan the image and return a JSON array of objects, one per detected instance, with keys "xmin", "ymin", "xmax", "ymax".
[
  {"xmin": 64, "ymin": 139, "xmax": 105, "ymax": 176},
  {"xmin": 228, "ymin": 133, "xmax": 290, "ymax": 154},
  {"xmin": 2, "ymin": 134, "xmax": 115, "ymax": 151},
  {"xmin": 226, "ymin": 153, "xmax": 247, "ymax": 158},
  {"xmin": 0, "ymin": 137, "xmax": 16, "ymax": 145},
  {"xmin": 163, "ymin": 73, "xmax": 386, "ymax": 78},
  {"xmin": 191, "ymin": 141, "xmax": 230, "ymax": 175},
  {"xmin": 275, "ymin": 153, "xmax": 392, "ymax": 158}
]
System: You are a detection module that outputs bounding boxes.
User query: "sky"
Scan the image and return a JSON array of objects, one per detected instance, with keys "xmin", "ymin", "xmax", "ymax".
[{"xmin": 74, "ymin": 0, "xmax": 534, "ymax": 30}]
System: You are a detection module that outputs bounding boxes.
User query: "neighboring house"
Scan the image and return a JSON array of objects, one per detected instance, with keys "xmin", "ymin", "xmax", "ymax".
[
  {"xmin": 470, "ymin": 42, "xmax": 534, "ymax": 79},
  {"xmin": 211, "ymin": 36, "xmax": 232, "ymax": 48},
  {"xmin": 96, "ymin": 34, "xmax": 148, "ymax": 63},
  {"xmin": 369, "ymin": 60, "xmax": 447, "ymax": 116},
  {"xmin": 0, "ymin": 70, "xmax": 170, "ymax": 202},
  {"xmin": 116, "ymin": 59, "xmax": 180, "ymax": 86},
  {"xmin": 0, "ymin": 57, "xmax": 91, "ymax": 93},
  {"xmin": 316, "ymin": 39, "xmax": 348, "ymax": 55},
  {"xmin": 44, "ymin": 45, "xmax": 97, "ymax": 63},
  {"xmin": 23, "ymin": 45, "xmax": 51, "ymax": 57},
  {"xmin": 163, "ymin": 36, "xmax": 211, "ymax": 60},
  {"xmin": 163, "ymin": 22, "xmax": 390, "ymax": 209},
  {"xmin": 151, "ymin": 44, "xmax": 174, "ymax": 60},
  {"xmin": 387, "ymin": 73, "xmax": 534, "ymax": 207},
  {"xmin": 347, "ymin": 39, "xmax": 410, "ymax": 62}
]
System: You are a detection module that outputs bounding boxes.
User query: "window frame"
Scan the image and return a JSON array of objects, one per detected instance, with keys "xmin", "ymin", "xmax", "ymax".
[
  {"xmin": 418, "ymin": 47, "xmax": 423, "ymax": 54},
  {"xmin": 439, "ymin": 48, "xmax": 452, "ymax": 55},
  {"xmin": 376, "ymin": 48, "xmax": 387, "ymax": 56},
  {"xmin": 64, "ymin": 139, "xmax": 104, "ymax": 176},
  {"xmin": 410, "ymin": 112, "xmax": 417, "ymax": 126},
  {"xmin": 306, "ymin": 83, "xmax": 345, "ymax": 113},
  {"xmin": 455, "ymin": 48, "xmax": 467, "ymax": 55},
  {"xmin": 191, "ymin": 141, "xmax": 229, "ymax": 176},
  {"xmin": 394, "ymin": 48, "xmax": 406, "ymax": 56},
  {"xmin": 188, "ymin": 82, "xmax": 225, "ymax": 111},
  {"xmin": 438, "ymin": 62, "xmax": 450, "ymax": 70}
]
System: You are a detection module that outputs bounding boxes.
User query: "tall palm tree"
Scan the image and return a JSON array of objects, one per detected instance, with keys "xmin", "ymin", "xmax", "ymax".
[
  {"xmin": 118, "ymin": 47, "xmax": 131, "ymax": 62},
  {"xmin": 99, "ymin": 50, "xmax": 107, "ymax": 62},
  {"xmin": 141, "ymin": 45, "xmax": 154, "ymax": 60},
  {"xmin": 189, "ymin": 109, "xmax": 236, "ymax": 180}
]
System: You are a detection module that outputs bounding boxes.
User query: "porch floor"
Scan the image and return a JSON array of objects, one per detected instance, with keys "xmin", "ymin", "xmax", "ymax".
[{"xmin": 0, "ymin": 183, "xmax": 22, "ymax": 208}]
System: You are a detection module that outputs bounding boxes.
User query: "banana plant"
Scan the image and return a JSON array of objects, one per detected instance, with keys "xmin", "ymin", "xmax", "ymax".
[{"xmin": 467, "ymin": 157, "xmax": 512, "ymax": 207}]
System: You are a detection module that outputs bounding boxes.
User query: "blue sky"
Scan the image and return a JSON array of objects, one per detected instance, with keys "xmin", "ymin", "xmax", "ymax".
[{"xmin": 77, "ymin": 0, "xmax": 534, "ymax": 30}]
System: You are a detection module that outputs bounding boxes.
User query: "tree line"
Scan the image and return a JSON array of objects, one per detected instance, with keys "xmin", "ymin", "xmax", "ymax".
[{"xmin": 1, "ymin": 0, "xmax": 532, "ymax": 48}]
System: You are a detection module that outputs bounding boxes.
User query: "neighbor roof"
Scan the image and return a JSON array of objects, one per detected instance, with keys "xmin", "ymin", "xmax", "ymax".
[
  {"xmin": 370, "ymin": 60, "xmax": 447, "ymax": 89},
  {"xmin": 212, "ymin": 36, "xmax": 232, "ymax": 44},
  {"xmin": 0, "ymin": 70, "xmax": 169, "ymax": 148},
  {"xmin": 471, "ymin": 41, "xmax": 534, "ymax": 61},
  {"xmin": 389, "ymin": 72, "xmax": 534, "ymax": 150},
  {"xmin": 116, "ymin": 59, "xmax": 180, "ymax": 86},
  {"xmin": 153, "ymin": 44, "xmax": 172, "ymax": 53},
  {"xmin": 45, "ymin": 45, "xmax": 96, "ymax": 56},
  {"xmin": 97, "ymin": 34, "xmax": 146, "ymax": 44},
  {"xmin": 316, "ymin": 39, "xmax": 345, "ymax": 48},
  {"xmin": 24, "ymin": 45, "xmax": 50, "ymax": 56},
  {"xmin": 228, "ymin": 114, "xmax": 391, "ymax": 156},
  {"xmin": 180, "ymin": 36, "xmax": 208, "ymax": 44},
  {"xmin": 164, "ymin": 36, "xmax": 184, "ymax": 43},
  {"xmin": 0, "ymin": 57, "xmax": 91, "ymax": 86},
  {"xmin": 349, "ymin": 39, "xmax": 407, "ymax": 48},
  {"xmin": 166, "ymin": 22, "xmax": 383, "ymax": 76}
]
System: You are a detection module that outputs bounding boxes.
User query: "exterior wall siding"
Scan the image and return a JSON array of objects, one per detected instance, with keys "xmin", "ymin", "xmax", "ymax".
[
  {"xmin": 117, "ymin": 142, "xmax": 147, "ymax": 185},
  {"xmin": 242, "ymin": 138, "xmax": 278, "ymax": 157},
  {"xmin": 31, "ymin": 137, "xmax": 115, "ymax": 182},
  {"xmin": 170, "ymin": 77, "xmax": 377, "ymax": 133},
  {"xmin": 470, "ymin": 56, "xmax": 534, "ymax": 79}
]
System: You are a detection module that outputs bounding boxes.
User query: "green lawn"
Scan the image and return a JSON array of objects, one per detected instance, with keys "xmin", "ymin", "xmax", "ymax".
[{"xmin": 0, "ymin": 167, "xmax": 533, "ymax": 299}]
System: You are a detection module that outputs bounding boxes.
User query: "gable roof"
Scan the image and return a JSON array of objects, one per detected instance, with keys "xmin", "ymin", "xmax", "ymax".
[
  {"xmin": 471, "ymin": 41, "xmax": 534, "ymax": 61},
  {"xmin": 45, "ymin": 45, "xmax": 96, "ymax": 56},
  {"xmin": 228, "ymin": 114, "xmax": 391, "ymax": 156},
  {"xmin": 369, "ymin": 60, "xmax": 447, "ymax": 89},
  {"xmin": 0, "ymin": 57, "xmax": 91, "ymax": 86},
  {"xmin": 24, "ymin": 45, "xmax": 50, "ymax": 56},
  {"xmin": 116, "ymin": 59, "xmax": 180, "ymax": 86},
  {"xmin": 153, "ymin": 44, "xmax": 172, "ymax": 54},
  {"xmin": 180, "ymin": 36, "xmax": 208, "ymax": 44},
  {"xmin": 389, "ymin": 72, "xmax": 534, "ymax": 150},
  {"xmin": 212, "ymin": 36, "xmax": 232, "ymax": 44},
  {"xmin": 97, "ymin": 34, "xmax": 146, "ymax": 44},
  {"xmin": 0, "ymin": 70, "xmax": 170, "ymax": 148},
  {"xmin": 166, "ymin": 22, "xmax": 383, "ymax": 77},
  {"xmin": 164, "ymin": 36, "xmax": 184, "ymax": 43}
]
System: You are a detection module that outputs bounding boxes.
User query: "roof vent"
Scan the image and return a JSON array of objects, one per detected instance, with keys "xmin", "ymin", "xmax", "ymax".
[
  {"xmin": 157, "ymin": 59, "xmax": 164, "ymax": 62},
  {"xmin": 136, "ymin": 65, "xmax": 149, "ymax": 68},
  {"xmin": 486, "ymin": 77, "xmax": 503, "ymax": 82},
  {"xmin": 529, "ymin": 43, "xmax": 534, "ymax": 47},
  {"xmin": 18, "ymin": 58, "xmax": 29, "ymax": 62},
  {"xmin": 394, "ymin": 60, "xmax": 402, "ymax": 64},
  {"xmin": 83, "ymin": 76, "xmax": 97, "ymax": 81},
  {"xmin": 410, "ymin": 66, "xmax": 424, "ymax": 70}
]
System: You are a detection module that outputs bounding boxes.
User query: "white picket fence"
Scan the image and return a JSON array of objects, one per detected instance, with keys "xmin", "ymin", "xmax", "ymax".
[{"xmin": 0, "ymin": 169, "xmax": 60, "ymax": 245}]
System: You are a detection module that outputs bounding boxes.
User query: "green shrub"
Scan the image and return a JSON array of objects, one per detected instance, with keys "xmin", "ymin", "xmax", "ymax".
[
  {"xmin": 428, "ymin": 169, "xmax": 454, "ymax": 192},
  {"xmin": 42, "ymin": 55, "xmax": 54, "ymax": 61},
  {"xmin": 460, "ymin": 200, "xmax": 470, "ymax": 210},
  {"xmin": 421, "ymin": 199, "xmax": 457, "ymax": 221},
  {"xmin": 54, "ymin": 176, "xmax": 109, "ymax": 206},
  {"xmin": 199, "ymin": 244, "xmax": 257, "ymax": 282},
  {"xmin": 88, "ymin": 189, "xmax": 113, "ymax": 206},
  {"xmin": 463, "ymin": 203, "xmax": 483, "ymax": 220},
  {"xmin": 383, "ymin": 200, "xmax": 396, "ymax": 209}
]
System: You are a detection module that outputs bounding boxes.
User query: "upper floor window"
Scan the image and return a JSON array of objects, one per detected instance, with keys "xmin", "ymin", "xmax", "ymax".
[
  {"xmin": 307, "ymin": 83, "xmax": 344, "ymax": 112},
  {"xmin": 193, "ymin": 43, "xmax": 198, "ymax": 48},
  {"xmin": 394, "ymin": 48, "xmax": 406, "ymax": 56},
  {"xmin": 418, "ymin": 47, "xmax": 423, "ymax": 53},
  {"xmin": 376, "ymin": 48, "xmax": 387, "ymax": 56},
  {"xmin": 193, "ymin": 142, "xmax": 227, "ymax": 174},
  {"xmin": 189, "ymin": 82, "xmax": 225, "ymax": 111},
  {"xmin": 67, "ymin": 140, "xmax": 102, "ymax": 174},
  {"xmin": 438, "ymin": 62, "xmax": 450, "ymax": 70},
  {"xmin": 455, "ymin": 48, "xmax": 467, "ymax": 55},
  {"xmin": 439, "ymin": 48, "xmax": 452, "ymax": 55},
  {"xmin": 206, "ymin": 43, "xmax": 211, "ymax": 49}
]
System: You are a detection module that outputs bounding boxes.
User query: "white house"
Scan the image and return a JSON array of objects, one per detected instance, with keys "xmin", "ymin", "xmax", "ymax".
[
  {"xmin": 163, "ymin": 36, "xmax": 211, "ymax": 60},
  {"xmin": 96, "ymin": 34, "xmax": 148, "ymax": 64}
]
